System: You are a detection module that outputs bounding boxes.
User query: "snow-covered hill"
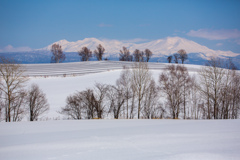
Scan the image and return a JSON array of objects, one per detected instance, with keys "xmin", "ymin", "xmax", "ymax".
[{"xmin": 40, "ymin": 37, "xmax": 239, "ymax": 59}]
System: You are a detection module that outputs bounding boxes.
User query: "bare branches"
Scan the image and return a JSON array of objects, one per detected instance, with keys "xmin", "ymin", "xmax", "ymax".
[
  {"xmin": 78, "ymin": 47, "xmax": 92, "ymax": 61},
  {"xmin": 131, "ymin": 62, "xmax": 152, "ymax": 118},
  {"xmin": 144, "ymin": 49, "xmax": 153, "ymax": 62},
  {"xmin": 167, "ymin": 56, "xmax": 172, "ymax": 63},
  {"xmin": 178, "ymin": 49, "xmax": 188, "ymax": 64},
  {"xmin": 173, "ymin": 53, "xmax": 180, "ymax": 64},
  {"xmin": 27, "ymin": 84, "xmax": 49, "ymax": 121},
  {"xmin": 133, "ymin": 49, "xmax": 144, "ymax": 62},
  {"xmin": 159, "ymin": 65, "xmax": 191, "ymax": 119},
  {"xmin": 198, "ymin": 57, "xmax": 240, "ymax": 119},
  {"xmin": 0, "ymin": 57, "xmax": 29, "ymax": 122},
  {"xmin": 119, "ymin": 47, "xmax": 133, "ymax": 61},
  {"xmin": 119, "ymin": 47, "xmax": 153, "ymax": 62},
  {"xmin": 51, "ymin": 44, "xmax": 65, "ymax": 63},
  {"xmin": 94, "ymin": 44, "xmax": 105, "ymax": 61}
]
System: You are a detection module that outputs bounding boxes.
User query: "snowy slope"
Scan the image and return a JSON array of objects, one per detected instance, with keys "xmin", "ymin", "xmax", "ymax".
[
  {"xmin": 0, "ymin": 119, "xmax": 240, "ymax": 160},
  {"xmin": 22, "ymin": 61, "xmax": 239, "ymax": 119},
  {"xmin": 39, "ymin": 37, "xmax": 239, "ymax": 59},
  {"xmin": 22, "ymin": 60, "xmax": 199, "ymax": 77},
  {"xmin": 23, "ymin": 62, "xmax": 202, "ymax": 119}
]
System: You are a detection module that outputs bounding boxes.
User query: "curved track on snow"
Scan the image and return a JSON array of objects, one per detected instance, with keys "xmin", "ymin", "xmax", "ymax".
[{"xmin": 23, "ymin": 61, "xmax": 201, "ymax": 77}]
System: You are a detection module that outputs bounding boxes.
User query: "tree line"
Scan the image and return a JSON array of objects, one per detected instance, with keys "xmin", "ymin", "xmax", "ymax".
[
  {"xmin": 167, "ymin": 49, "xmax": 188, "ymax": 64},
  {"xmin": 60, "ymin": 58, "xmax": 240, "ymax": 120},
  {"xmin": 50, "ymin": 44, "xmax": 153, "ymax": 63}
]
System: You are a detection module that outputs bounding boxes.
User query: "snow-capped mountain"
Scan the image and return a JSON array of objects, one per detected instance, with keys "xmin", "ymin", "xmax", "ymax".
[{"xmin": 40, "ymin": 37, "xmax": 239, "ymax": 59}]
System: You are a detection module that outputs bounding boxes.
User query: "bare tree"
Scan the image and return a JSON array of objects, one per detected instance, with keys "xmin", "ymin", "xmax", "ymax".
[
  {"xmin": 173, "ymin": 53, "xmax": 180, "ymax": 64},
  {"xmin": 0, "ymin": 57, "xmax": 29, "ymax": 122},
  {"xmin": 60, "ymin": 91, "xmax": 85, "ymax": 120},
  {"xmin": 167, "ymin": 56, "xmax": 172, "ymax": 63},
  {"xmin": 82, "ymin": 89, "xmax": 96, "ymax": 119},
  {"xmin": 189, "ymin": 76, "xmax": 204, "ymax": 119},
  {"xmin": 11, "ymin": 89, "xmax": 27, "ymax": 122},
  {"xmin": 94, "ymin": 44, "xmax": 105, "ymax": 61},
  {"xmin": 0, "ymin": 91, "xmax": 3, "ymax": 121},
  {"xmin": 107, "ymin": 84, "xmax": 125, "ymax": 119},
  {"xmin": 229, "ymin": 71, "xmax": 240, "ymax": 119},
  {"xmin": 92, "ymin": 83, "xmax": 108, "ymax": 119},
  {"xmin": 142, "ymin": 79, "xmax": 159, "ymax": 119},
  {"xmin": 159, "ymin": 65, "xmax": 191, "ymax": 119},
  {"xmin": 27, "ymin": 84, "xmax": 49, "ymax": 121},
  {"xmin": 119, "ymin": 46, "xmax": 132, "ymax": 61},
  {"xmin": 133, "ymin": 49, "xmax": 144, "ymax": 62},
  {"xmin": 218, "ymin": 59, "xmax": 240, "ymax": 119},
  {"xmin": 198, "ymin": 58, "xmax": 225, "ymax": 119},
  {"xmin": 178, "ymin": 49, "xmax": 188, "ymax": 64},
  {"xmin": 131, "ymin": 62, "xmax": 152, "ymax": 119},
  {"xmin": 145, "ymin": 49, "xmax": 153, "ymax": 62},
  {"xmin": 78, "ymin": 47, "xmax": 92, "ymax": 61},
  {"xmin": 51, "ymin": 44, "xmax": 66, "ymax": 63},
  {"xmin": 116, "ymin": 66, "xmax": 132, "ymax": 119}
]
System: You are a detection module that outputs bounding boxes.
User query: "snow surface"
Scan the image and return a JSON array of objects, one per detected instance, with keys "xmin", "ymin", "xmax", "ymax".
[
  {"xmin": 0, "ymin": 119, "xmax": 240, "ymax": 160},
  {"xmin": 1, "ymin": 62, "xmax": 240, "ymax": 160}
]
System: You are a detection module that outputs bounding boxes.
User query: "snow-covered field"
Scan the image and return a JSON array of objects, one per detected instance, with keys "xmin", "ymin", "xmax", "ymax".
[
  {"xmin": 0, "ymin": 119, "xmax": 240, "ymax": 160},
  {"xmin": 1, "ymin": 61, "xmax": 240, "ymax": 160},
  {"xmin": 25, "ymin": 61, "xmax": 200, "ymax": 119}
]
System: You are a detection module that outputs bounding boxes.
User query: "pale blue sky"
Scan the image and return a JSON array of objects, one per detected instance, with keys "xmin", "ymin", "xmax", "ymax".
[{"xmin": 0, "ymin": 0, "xmax": 240, "ymax": 52}]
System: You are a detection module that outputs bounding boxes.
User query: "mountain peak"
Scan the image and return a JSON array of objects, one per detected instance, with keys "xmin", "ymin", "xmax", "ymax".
[{"xmin": 55, "ymin": 39, "xmax": 69, "ymax": 45}]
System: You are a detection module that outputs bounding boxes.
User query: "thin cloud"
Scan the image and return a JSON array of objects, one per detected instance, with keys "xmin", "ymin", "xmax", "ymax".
[
  {"xmin": 187, "ymin": 29, "xmax": 240, "ymax": 40},
  {"xmin": 0, "ymin": 45, "xmax": 32, "ymax": 52},
  {"xmin": 98, "ymin": 23, "xmax": 113, "ymax": 27}
]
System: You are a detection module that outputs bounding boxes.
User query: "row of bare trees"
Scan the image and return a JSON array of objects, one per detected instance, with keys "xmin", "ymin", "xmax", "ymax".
[
  {"xmin": 60, "ymin": 63, "xmax": 162, "ymax": 119},
  {"xmin": 160, "ymin": 58, "xmax": 240, "ymax": 119},
  {"xmin": 119, "ymin": 47, "xmax": 153, "ymax": 62},
  {"xmin": 60, "ymin": 58, "xmax": 240, "ymax": 120},
  {"xmin": 51, "ymin": 43, "xmax": 153, "ymax": 63},
  {"xmin": 167, "ymin": 49, "xmax": 188, "ymax": 64},
  {"xmin": 0, "ymin": 57, "xmax": 49, "ymax": 122}
]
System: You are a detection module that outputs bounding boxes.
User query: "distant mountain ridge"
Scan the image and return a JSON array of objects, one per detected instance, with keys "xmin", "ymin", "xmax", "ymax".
[
  {"xmin": 38, "ymin": 37, "xmax": 239, "ymax": 60},
  {"xmin": 1, "ymin": 37, "xmax": 240, "ymax": 66}
]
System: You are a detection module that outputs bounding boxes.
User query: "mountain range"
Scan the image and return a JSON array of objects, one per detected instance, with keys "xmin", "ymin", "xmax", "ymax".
[
  {"xmin": 39, "ymin": 37, "xmax": 239, "ymax": 60},
  {"xmin": 1, "ymin": 37, "xmax": 240, "ymax": 65}
]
